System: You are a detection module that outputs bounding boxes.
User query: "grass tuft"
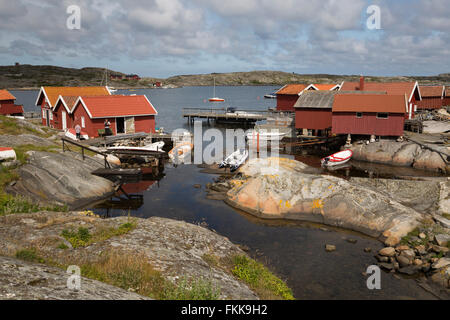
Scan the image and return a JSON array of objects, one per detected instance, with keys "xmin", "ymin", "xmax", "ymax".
[
  {"xmin": 231, "ymin": 255, "xmax": 294, "ymax": 300},
  {"xmin": 15, "ymin": 248, "xmax": 45, "ymax": 264},
  {"xmin": 80, "ymin": 251, "xmax": 221, "ymax": 300},
  {"xmin": 61, "ymin": 221, "xmax": 137, "ymax": 248}
]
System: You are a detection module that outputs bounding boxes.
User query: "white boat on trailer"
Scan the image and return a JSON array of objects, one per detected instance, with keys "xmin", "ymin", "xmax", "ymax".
[
  {"xmin": 219, "ymin": 148, "xmax": 248, "ymax": 172},
  {"xmin": 321, "ymin": 149, "xmax": 353, "ymax": 167}
]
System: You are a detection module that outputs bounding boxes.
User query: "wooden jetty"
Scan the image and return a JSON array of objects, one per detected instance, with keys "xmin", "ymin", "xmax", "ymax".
[{"xmin": 183, "ymin": 107, "xmax": 269, "ymax": 124}]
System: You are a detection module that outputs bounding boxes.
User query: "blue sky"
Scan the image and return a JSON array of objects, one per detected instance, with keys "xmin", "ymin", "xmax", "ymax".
[{"xmin": 0, "ymin": 0, "xmax": 448, "ymax": 78}]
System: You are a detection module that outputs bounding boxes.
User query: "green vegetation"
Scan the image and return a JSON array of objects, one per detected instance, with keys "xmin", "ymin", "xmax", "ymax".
[
  {"xmin": 0, "ymin": 116, "xmax": 41, "ymax": 136},
  {"xmin": 61, "ymin": 221, "xmax": 137, "ymax": 248},
  {"xmin": 57, "ymin": 242, "xmax": 69, "ymax": 250},
  {"xmin": 162, "ymin": 276, "xmax": 221, "ymax": 300},
  {"xmin": 443, "ymin": 213, "xmax": 450, "ymax": 220},
  {"xmin": 400, "ymin": 228, "xmax": 429, "ymax": 247},
  {"xmin": 231, "ymin": 255, "xmax": 294, "ymax": 300},
  {"xmin": 15, "ymin": 248, "xmax": 45, "ymax": 263},
  {"xmin": 202, "ymin": 253, "xmax": 220, "ymax": 268},
  {"xmin": 14, "ymin": 144, "xmax": 59, "ymax": 165},
  {"xmin": 80, "ymin": 251, "xmax": 221, "ymax": 300}
]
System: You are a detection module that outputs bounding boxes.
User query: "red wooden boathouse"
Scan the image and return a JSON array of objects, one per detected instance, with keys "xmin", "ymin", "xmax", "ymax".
[
  {"xmin": 444, "ymin": 87, "xmax": 450, "ymax": 107},
  {"xmin": 416, "ymin": 85, "xmax": 445, "ymax": 110},
  {"xmin": 332, "ymin": 94, "xmax": 407, "ymax": 137},
  {"xmin": 341, "ymin": 77, "xmax": 421, "ymax": 120},
  {"xmin": 0, "ymin": 90, "xmax": 24, "ymax": 116},
  {"xmin": 35, "ymin": 86, "xmax": 111, "ymax": 127},
  {"xmin": 70, "ymin": 95, "xmax": 157, "ymax": 138}
]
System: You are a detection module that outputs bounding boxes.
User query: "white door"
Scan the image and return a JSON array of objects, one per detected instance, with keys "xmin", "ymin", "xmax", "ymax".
[{"xmin": 62, "ymin": 111, "xmax": 67, "ymax": 130}]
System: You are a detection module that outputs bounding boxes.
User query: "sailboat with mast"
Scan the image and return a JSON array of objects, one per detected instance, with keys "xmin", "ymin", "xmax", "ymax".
[
  {"xmin": 209, "ymin": 77, "xmax": 225, "ymax": 102},
  {"xmin": 102, "ymin": 67, "xmax": 117, "ymax": 94}
]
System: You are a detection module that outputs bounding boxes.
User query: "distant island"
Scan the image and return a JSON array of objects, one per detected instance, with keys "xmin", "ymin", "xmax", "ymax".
[{"xmin": 1, "ymin": 64, "xmax": 449, "ymax": 90}]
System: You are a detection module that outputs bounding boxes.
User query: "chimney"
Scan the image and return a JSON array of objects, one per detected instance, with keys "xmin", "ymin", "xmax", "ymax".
[{"xmin": 359, "ymin": 75, "xmax": 365, "ymax": 91}]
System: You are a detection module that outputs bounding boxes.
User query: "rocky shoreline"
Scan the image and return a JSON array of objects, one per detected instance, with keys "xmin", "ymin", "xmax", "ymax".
[
  {"xmin": 206, "ymin": 157, "xmax": 450, "ymax": 292},
  {"xmin": 350, "ymin": 140, "xmax": 450, "ymax": 173},
  {"xmin": 0, "ymin": 211, "xmax": 261, "ymax": 300}
]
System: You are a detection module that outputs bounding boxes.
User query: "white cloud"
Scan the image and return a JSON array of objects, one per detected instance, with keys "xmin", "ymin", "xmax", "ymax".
[{"xmin": 0, "ymin": 0, "xmax": 448, "ymax": 76}]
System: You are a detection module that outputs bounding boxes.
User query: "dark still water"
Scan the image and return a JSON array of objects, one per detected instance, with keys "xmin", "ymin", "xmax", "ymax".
[
  {"xmin": 13, "ymin": 87, "xmax": 438, "ymax": 299},
  {"xmin": 89, "ymin": 164, "xmax": 436, "ymax": 300}
]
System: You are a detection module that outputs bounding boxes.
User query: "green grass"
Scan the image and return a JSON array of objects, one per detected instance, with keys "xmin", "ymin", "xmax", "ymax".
[
  {"xmin": 15, "ymin": 248, "xmax": 45, "ymax": 263},
  {"xmin": 61, "ymin": 221, "xmax": 137, "ymax": 248},
  {"xmin": 13, "ymin": 144, "xmax": 59, "ymax": 165},
  {"xmin": 0, "ymin": 116, "xmax": 40, "ymax": 136},
  {"xmin": 161, "ymin": 276, "xmax": 221, "ymax": 300},
  {"xmin": 231, "ymin": 255, "xmax": 294, "ymax": 300},
  {"xmin": 80, "ymin": 251, "xmax": 221, "ymax": 300}
]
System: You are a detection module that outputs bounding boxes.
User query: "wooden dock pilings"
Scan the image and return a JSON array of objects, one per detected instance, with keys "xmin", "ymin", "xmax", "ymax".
[{"xmin": 182, "ymin": 107, "xmax": 269, "ymax": 124}]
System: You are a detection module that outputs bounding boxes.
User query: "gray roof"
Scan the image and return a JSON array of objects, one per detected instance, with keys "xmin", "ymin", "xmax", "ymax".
[
  {"xmin": 294, "ymin": 91, "xmax": 337, "ymax": 109},
  {"xmin": 294, "ymin": 90, "xmax": 388, "ymax": 109}
]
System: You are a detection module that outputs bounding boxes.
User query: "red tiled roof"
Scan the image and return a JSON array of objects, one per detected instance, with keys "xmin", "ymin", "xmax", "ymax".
[
  {"xmin": 420, "ymin": 85, "xmax": 444, "ymax": 98},
  {"xmin": 446, "ymin": 87, "xmax": 450, "ymax": 97},
  {"xmin": 77, "ymin": 95, "xmax": 157, "ymax": 118},
  {"xmin": 341, "ymin": 81, "xmax": 417, "ymax": 100},
  {"xmin": 0, "ymin": 90, "xmax": 16, "ymax": 101},
  {"xmin": 37, "ymin": 86, "xmax": 111, "ymax": 108},
  {"xmin": 333, "ymin": 94, "xmax": 407, "ymax": 113},
  {"xmin": 276, "ymin": 84, "xmax": 309, "ymax": 95}
]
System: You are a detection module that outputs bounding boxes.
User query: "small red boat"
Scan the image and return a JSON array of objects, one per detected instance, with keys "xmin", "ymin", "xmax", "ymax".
[{"xmin": 321, "ymin": 149, "xmax": 353, "ymax": 167}]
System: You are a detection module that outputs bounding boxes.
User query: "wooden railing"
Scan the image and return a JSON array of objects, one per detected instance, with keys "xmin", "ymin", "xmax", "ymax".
[{"xmin": 61, "ymin": 137, "xmax": 111, "ymax": 168}]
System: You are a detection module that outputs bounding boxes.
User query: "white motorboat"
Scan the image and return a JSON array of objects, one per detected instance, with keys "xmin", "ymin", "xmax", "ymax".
[
  {"xmin": 321, "ymin": 150, "xmax": 353, "ymax": 167},
  {"xmin": 219, "ymin": 148, "xmax": 248, "ymax": 172},
  {"xmin": 264, "ymin": 93, "xmax": 277, "ymax": 99},
  {"xmin": 107, "ymin": 141, "xmax": 165, "ymax": 152},
  {"xmin": 246, "ymin": 130, "xmax": 287, "ymax": 141},
  {"xmin": 169, "ymin": 142, "xmax": 193, "ymax": 164}
]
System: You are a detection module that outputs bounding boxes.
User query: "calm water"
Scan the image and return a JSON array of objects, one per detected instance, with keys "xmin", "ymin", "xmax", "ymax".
[{"xmin": 13, "ymin": 87, "xmax": 438, "ymax": 299}]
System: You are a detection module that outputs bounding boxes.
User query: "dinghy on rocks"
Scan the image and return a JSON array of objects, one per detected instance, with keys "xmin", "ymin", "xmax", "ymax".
[
  {"xmin": 0, "ymin": 147, "xmax": 16, "ymax": 161},
  {"xmin": 65, "ymin": 128, "xmax": 89, "ymax": 140},
  {"xmin": 219, "ymin": 148, "xmax": 248, "ymax": 172},
  {"xmin": 321, "ymin": 150, "xmax": 353, "ymax": 167}
]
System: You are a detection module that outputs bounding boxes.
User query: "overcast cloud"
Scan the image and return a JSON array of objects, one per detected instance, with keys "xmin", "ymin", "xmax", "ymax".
[{"xmin": 0, "ymin": 0, "xmax": 448, "ymax": 77}]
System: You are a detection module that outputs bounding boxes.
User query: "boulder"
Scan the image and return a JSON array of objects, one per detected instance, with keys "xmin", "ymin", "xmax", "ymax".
[
  {"xmin": 392, "ymin": 143, "xmax": 420, "ymax": 166},
  {"xmin": 379, "ymin": 247, "xmax": 396, "ymax": 257},
  {"xmin": 227, "ymin": 158, "xmax": 423, "ymax": 244},
  {"xmin": 432, "ymin": 258, "xmax": 450, "ymax": 269},
  {"xmin": 435, "ymin": 234, "xmax": 450, "ymax": 247},
  {"xmin": 413, "ymin": 150, "xmax": 446, "ymax": 172}
]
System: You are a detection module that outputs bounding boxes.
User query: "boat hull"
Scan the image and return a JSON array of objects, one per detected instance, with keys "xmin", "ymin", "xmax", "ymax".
[{"xmin": 321, "ymin": 150, "xmax": 353, "ymax": 167}]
